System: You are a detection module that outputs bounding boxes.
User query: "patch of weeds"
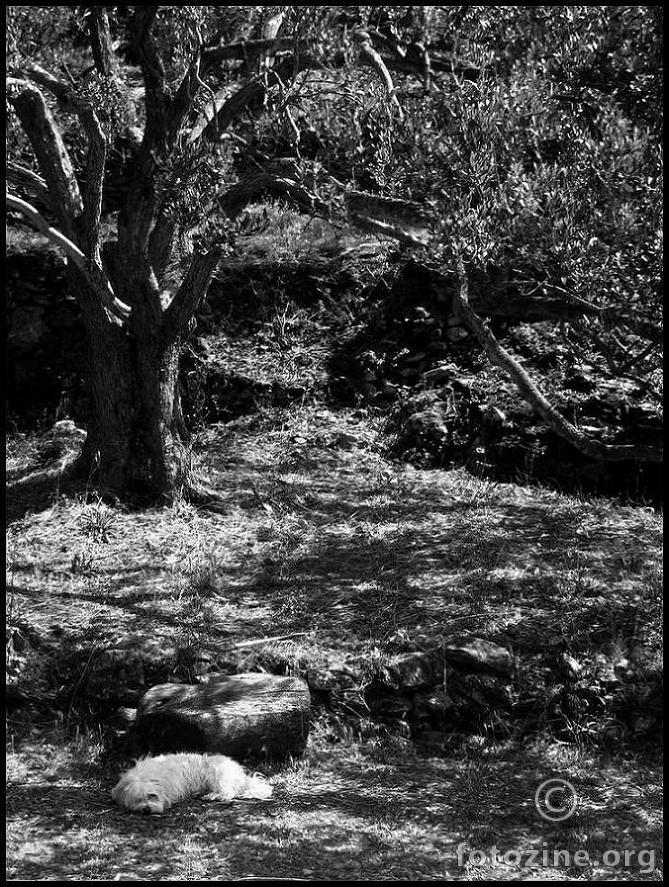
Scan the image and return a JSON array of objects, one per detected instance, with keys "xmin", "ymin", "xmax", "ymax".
[
  {"xmin": 361, "ymin": 583, "xmax": 405, "ymax": 640},
  {"xmin": 254, "ymin": 519, "xmax": 310, "ymax": 591},
  {"xmin": 77, "ymin": 498, "xmax": 117, "ymax": 543},
  {"xmin": 174, "ymin": 583, "xmax": 217, "ymax": 680},
  {"xmin": 371, "ymin": 465, "xmax": 419, "ymax": 499},
  {"xmin": 464, "ymin": 569, "xmax": 497, "ymax": 607},
  {"xmin": 561, "ymin": 548, "xmax": 601, "ymax": 598},
  {"xmin": 614, "ymin": 548, "xmax": 649, "ymax": 573},
  {"xmin": 6, "ymin": 539, "xmax": 20, "ymax": 584},
  {"xmin": 449, "ymin": 472, "xmax": 501, "ymax": 508},
  {"xmin": 70, "ymin": 543, "xmax": 97, "ymax": 576},
  {"xmin": 6, "ymin": 594, "xmax": 31, "ymax": 688},
  {"xmin": 174, "ymin": 834, "xmax": 223, "ymax": 881},
  {"xmin": 7, "ymin": 710, "xmax": 107, "ymax": 781},
  {"xmin": 306, "ymin": 711, "xmax": 362, "ymax": 747},
  {"xmin": 176, "ymin": 591, "xmax": 216, "ymax": 637},
  {"xmin": 182, "ymin": 547, "xmax": 224, "ymax": 597},
  {"xmin": 234, "ymin": 640, "xmax": 313, "ymax": 680},
  {"xmin": 274, "ymin": 583, "xmax": 314, "ymax": 627},
  {"xmin": 6, "ymin": 548, "xmax": 23, "ymax": 623},
  {"xmin": 358, "ymin": 644, "xmax": 393, "ymax": 688},
  {"xmin": 442, "ymin": 533, "xmax": 506, "ymax": 573}
]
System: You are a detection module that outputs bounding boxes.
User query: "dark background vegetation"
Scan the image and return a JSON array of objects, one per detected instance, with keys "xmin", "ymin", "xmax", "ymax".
[{"xmin": 6, "ymin": 5, "xmax": 663, "ymax": 501}]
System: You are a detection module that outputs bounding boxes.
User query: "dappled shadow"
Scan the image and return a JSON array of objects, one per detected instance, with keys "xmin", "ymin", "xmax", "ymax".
[
  {"xmin": 6, "ymin": 782, "xmax": 109, "ymax": 816},
  {"xmin": 6, "ymin": 468, "xmax": 68, "ymax": 526},
  {"xmin": 223, "ymin": 478, "xmax": 661, "ymax": 654},
  {"xmin": 7, "ymin": 735, "xmax": 662, "ymax": 881},
  {"xmin": 6, "ymin": 416, "xmax": 662, "ymax": 741}
]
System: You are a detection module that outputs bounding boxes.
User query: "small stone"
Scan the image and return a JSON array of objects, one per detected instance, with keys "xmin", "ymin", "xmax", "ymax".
[{"xmin": 386, "ymin": 651, "xmax": 447, "ymax": 689}]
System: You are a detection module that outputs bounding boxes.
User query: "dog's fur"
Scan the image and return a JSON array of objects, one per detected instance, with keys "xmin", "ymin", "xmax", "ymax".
[{"xmin": 111, "ymin": 753, "xmax": 272, "ymax": 814}]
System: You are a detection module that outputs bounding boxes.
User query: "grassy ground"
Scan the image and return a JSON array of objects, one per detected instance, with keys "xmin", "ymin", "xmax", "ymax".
[
  {"xmin": 6, "ymin": 404, "xmax": 663, "ymax": 880},
  {"xmin": 6, "ymin": 716, "xmax": 663, "ymax": 880}
]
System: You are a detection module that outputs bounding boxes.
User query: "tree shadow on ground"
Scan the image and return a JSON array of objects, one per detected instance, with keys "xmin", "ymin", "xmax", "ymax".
[
  {"xmin": 6, "ymin": 468, "xmax": 68, "ymax": 527},
  {"xmin": 6, "ymin": 419, "xmax": 662, "ymax": 735},
  {"xmin": 6, "ymin": 735, "xmax": 663, "ymax": 881}
]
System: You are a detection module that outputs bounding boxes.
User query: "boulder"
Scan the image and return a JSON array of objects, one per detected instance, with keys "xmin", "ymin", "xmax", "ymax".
[
  {"xmin": 134, "ymin": 672, "xmax": 311, "ymax": 760},
  {"xmin": 442, "ymin": 637, "xmax": 515, "ymax": 678},
  {"xmin": 385, "ymin": 651, "xmax": 453, "ymax": 690},
  {"xmin": 406, "ymin": 408, "xmax": 450, "ymax": 447}
]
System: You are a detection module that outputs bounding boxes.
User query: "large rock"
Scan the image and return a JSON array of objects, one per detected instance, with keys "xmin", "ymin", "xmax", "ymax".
[
  {"xmin": 385, "ymin": 651, "xmax": 454, "ymax": 690},
  {"xmin": 442, "ymin": 637, "xmax": 515, "ymax": 678},
  {"xmin": 383, "ymin": 639, "xmax": 515, "ymax": 690},
  {"xmin": 134, "ymin": 672, "xmax": 311, "ymax": 760}
]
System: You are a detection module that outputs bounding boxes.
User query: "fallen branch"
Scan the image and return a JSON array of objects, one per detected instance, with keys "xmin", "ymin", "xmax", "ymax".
[
  {"xmin": 232, "ymin": 633, "xmax": 309, "ymax": 649},
  {"xmin": 202, "ymin": 36, "xmax": 295, "ymax": 70},
  {"xmin": 219, "ymin": 159, "xmax": 329, "ymax": 219},
  {"xmin": 453, "ymin": 258, "xmax": 663, "ymax": 463},
  {"xmin": 347, "ymin": 213, "xmax": 429, "ymax": 247}
]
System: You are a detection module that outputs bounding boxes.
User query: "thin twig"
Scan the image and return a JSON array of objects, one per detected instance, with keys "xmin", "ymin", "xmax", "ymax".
[{"xmin": 233, "ymin": 633, "xmax": 309, "ymax": 649}]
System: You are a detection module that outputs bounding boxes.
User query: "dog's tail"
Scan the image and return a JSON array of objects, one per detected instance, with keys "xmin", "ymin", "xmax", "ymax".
[{"xmin": 242, "ymin": 773, "xmax": 273, "ymax": 800}]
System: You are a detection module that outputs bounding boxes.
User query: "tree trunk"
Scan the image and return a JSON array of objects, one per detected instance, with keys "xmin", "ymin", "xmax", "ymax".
[{"xmin": 72, "ymin": 272, "xmax": 192, "ymax": 500}]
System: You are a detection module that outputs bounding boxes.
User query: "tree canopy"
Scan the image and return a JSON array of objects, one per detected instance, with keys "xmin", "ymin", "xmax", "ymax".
[{"xmin": 6, "ymin": 6, "xmax": 663, "ymax": 498}]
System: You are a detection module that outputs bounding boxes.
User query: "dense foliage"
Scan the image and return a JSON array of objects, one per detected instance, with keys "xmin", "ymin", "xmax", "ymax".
[{"xmin": 6, "ymin": 6, "xmax": 663, "ymax": 484}]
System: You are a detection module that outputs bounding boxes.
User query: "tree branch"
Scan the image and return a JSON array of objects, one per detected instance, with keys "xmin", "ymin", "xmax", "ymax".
[
  {"xmin": 345, "ymin": 191, "xmax": 429, "ymax": 231},
  {"xmin": 166, "ymin": 18, "xmax": 216, "ymax": 148},
  {"xmin": 453, "ymin": 260, "xmax": 662, "ymax": 463},
  {"xmin": 219, "ymin": 159, "xmax": 329, "ymax": 219},
  {"xmin": 354, "ymin": 31, "xmax": 403, "ymax": 117},
  {"xmin": 345, "ymin": 213, "xmax": 430, "ymax": 247},
  {"xmin": 162, "ymin": 247, "xmax": 224, "ymax": 341},
  {"xmin": 6, "ymin": 162, "xmax": 51, "ymax": 210},
  {"xmin": 19, "ymin": 64, "xmax": 108, "ymax": 260},
  {"xmin": 79, "ymin": 107, "xmax": 107, "ymax": 260},
  {"xmin": 85, "ymin": 6, "xmax": 118, "ymax": 76},
  {"xmin": 188, "ymin": 80, "xmax": 268, "ymax": 143},
  {"xmin": 201, "ymin": 37, "xmax": 295, "ymax": 72},
  {"xmin": 149, "ymin": 213, "xmax": 178, "ymax": 285},
  {"xmin": 601, "ymin": 310, "xmax": 663, "ymax": 345},
  {"xmin": 7, "ymin": 77, "xmax": 83, "ymax": 240},
  {"xmin": 169, "ymin": 58, "xmax": 204, "ymax": 144},
  {"xmin": 199, "ymin": 32, "xmax": 483, "ymax": 89},
  {"xmin": 6, "ymin": 194, "xmax": 131, "ymax": 324},
  {"xmin": 219, "ymin": 161, "xmax": 432, "ymax": 244},
  {"xmin": 21, "ymin": 63, "xmax": 81, "ymax": 109},
  {"xmin": 129, "ymin": 6, "xmax": 170, "ymax": 150}
]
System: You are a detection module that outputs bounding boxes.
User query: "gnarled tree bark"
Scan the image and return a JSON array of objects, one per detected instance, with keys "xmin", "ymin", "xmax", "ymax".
[{"xmin": 7, "ymin": 13, "xmax": 223, "ymax": 502}]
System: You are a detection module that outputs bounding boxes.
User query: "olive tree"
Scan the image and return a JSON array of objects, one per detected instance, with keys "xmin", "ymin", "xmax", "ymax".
[
  {"xmin": 6, "ymin": 6, "xmax": 431, "ymax": 500},
  {"xmin": 8, "ymin": 5, "xmax": 661, "ymax": 504}
]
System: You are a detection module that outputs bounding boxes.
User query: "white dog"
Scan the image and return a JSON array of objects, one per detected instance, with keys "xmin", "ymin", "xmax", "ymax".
[{"xmin": 111, "ymin": 753, "xmax": 273, "ymax": 814}]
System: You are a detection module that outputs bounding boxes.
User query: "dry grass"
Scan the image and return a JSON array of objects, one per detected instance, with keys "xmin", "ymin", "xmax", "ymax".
[
  {"xmin": 6, "ymin": 405, "xmax": 662, "ymax": 688},
  {"xmin": 6, "ymin": 716, "xmax": 662, "ymax": 881},
  {"xmin": 6, "ymin": 404, "xmax": 663, "ymax": 880}
]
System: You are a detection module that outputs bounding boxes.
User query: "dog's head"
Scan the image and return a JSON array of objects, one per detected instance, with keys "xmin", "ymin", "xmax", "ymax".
[{"xmin": 111, "ymin": 774, "xmax": 169, "ymax": 815}]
